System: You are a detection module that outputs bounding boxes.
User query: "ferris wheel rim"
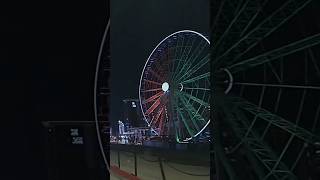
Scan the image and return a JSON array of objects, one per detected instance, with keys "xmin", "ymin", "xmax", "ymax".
[{"xmin": 139, "ymin": 29, "xmax": 210, "ymax": 139}]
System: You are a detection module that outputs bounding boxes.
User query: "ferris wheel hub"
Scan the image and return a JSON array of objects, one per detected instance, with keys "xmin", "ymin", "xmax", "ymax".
[
  {"xmin": 178, "ymin": 83, "xmax": 184, "ymax": 91},
  {"xmin": 162, "ymin": 82, "xmax": 169, "ymax": 92}
]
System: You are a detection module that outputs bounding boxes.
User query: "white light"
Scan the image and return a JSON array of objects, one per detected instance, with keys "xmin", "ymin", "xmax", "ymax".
[
  {"xmin": 132, "ymin": 101, "xmax": 136, "ymax": 107},
  {"xmin": 162, "ymin": 82, "xmax": 169, "ymax": 92}
]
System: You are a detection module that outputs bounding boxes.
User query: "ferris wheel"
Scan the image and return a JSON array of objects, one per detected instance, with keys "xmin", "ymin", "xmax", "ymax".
[
  {"xmin": 139, "ymin": 30, "xmax": 211, "ymax": 142},
  {"xmin": 211, "ymin": 0, "xmax": 320, "ymax": 179}
]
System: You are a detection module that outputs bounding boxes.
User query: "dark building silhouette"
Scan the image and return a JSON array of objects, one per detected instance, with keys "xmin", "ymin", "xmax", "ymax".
[
  {"xmin": 42, "ymin": 121, "xmax": 108, "ymax": 180},
  {"xmin": 122, "ymin": 99, "xmax": 147, "ymax": 128}
]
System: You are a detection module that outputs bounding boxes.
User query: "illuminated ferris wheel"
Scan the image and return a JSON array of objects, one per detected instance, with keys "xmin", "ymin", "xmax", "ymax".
[{"xmin": 139, "ymin": 30, "xmax": 210, "ymax": 142}]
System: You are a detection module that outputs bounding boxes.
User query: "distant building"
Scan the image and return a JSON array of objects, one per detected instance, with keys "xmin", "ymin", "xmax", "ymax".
[
  {"xmin": 122, "ymin": 99, "xmax": 147, "ymax": 128},
  {"xmin": 118, "ymin": 120, "xmax": 124, "ymax": 135},
  {"xmin": 42, "ymin": 121, "xmax": 108, "ymax": 179}
]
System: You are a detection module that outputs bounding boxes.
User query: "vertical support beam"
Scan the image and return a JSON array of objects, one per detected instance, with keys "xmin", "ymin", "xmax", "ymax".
[
  {"xmin": 213, "ymin": 97, "xmax": 237, "ymax": 180},
  {"xmin": 158, "ymin": 157, "xmax": 166, "ymax": 180},
  {"xmin": 245, "ymin": 149, "xmax": 265, "ymax": 180},
  {"xmin": 117, "ymin": 151, "xmax": 121, "ymax": 168},
  {"xmin": 134, "ymin": 152, "xmax": 137, "ymax": 176},
  {"xmin": 214, "ymin": 123, "xmax": 236, "ymax": 180}
]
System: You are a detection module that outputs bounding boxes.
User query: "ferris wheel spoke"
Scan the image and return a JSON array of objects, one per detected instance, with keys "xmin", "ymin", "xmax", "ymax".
[
  {"xmin": 211, "ymin": 0, "xmax": 225, "ymax": 40},
  {"xmin": 145, "ymin": 98, "xmax": 161, "ymax": 116},
  {"xmin": 213, "ymin": 0, "xmax": 312, "ymax": 68},
  {"xmin": 147, "ymin": 114, "xmax": 155, "ymax": 124},
  {"xmin": 176, "ymin": 54, "xmax": 210, "ymax": 82},
  {"xmin": 213, "ymin": 0, "xmax": 267, "ymax": 54},
  {"xmin": 261, "ymin": 88, "xmax": 283, "ymax": 140},
  {"xmin": 175, "ymin": 104, "xmax": 195, "ymax": 137},
  {"xmin": 175, "ymin": 40, "xmax": 207, "ymax": 80},
  {"xmin": 229, "ymin": 0, "xmax": 246, "ymax": 15},
  {"xmin": 227, "ymin": 109, "xmax": 296, "ymax": 179},
  {"xmin": 173, "ymin": 38, "xmax": 196, "ymax": 80},
  {"xmin": 158, "ymin": 109, "xmax": 166, "ymax": 135},
  {"xmin": 230, "ymin": 96, "xmax": 319, "ymax": 143},
  {"xmin": 307, "ymin": 48, "xmax": 320, "ymax": 78},
  {"xmin": 180, "ymin": 37, "xmax": 196, "ymax": 61},
  {"xmin": 178, "ymin": 96, "xmax": 201, "ymax": 131},
  {"xmin": 178, "ymin": 93, "xmax": 207, "ymax": 128},
  {"xmin": 266, "ymin": 60, "xmax": 282, "ymax": 83},
  {"xmin": 177, "ymin": 54, "xmax": 210, "ymax": 82},
  {"xmin": 184, "ymin": 87, "xmax": 210, "ymax": 91},
  {"xmin": 154, "ymin": 56, "xmax": 168, "ymax": 76},
  {"xmin": 161, "ymin": 51, "xmax": 171, "ymax": 80},
  {"xmin": 312, "ymin": 104, "xmax": 320, "ymax": 133},
  {"xmin": 242, "ymin": 84, "xmax": 266, "ymax": 142},
  {"xmin": 151, "ymin": 106, "xmax": 164, "ymax": 127},
  {"xmin": 170, "ymin": 37, "xmax": 184, "ymax": 80},
  {"xmin": 172, "ymin": 35, "xmax": 184, "ymax": 67},
  {"xmin": 233, "ymin": 82, "xmax": 320, "ymax": 90},
  {"xmin": 238, "ymin": 1, "xmax": 268, "ymax": 37},
  {"xmin": 180, "ymin": 91, "xmax": 210, "ymax": 108},
  {"xmin": 148, "ymin": 69, "xmax": 164, "ymax": 83},
  {"xmin": 141, "ymin": 88, "xmax": 163, "ymax": 93},
  {"xmin": 227, "ymin": 33, "xmax": 320, "ymax": 74},
  {"xmin": 265, "ymin": 90, "xmax": 307, "ymax": 179},
  {"xmin": 180, "ymin": 72, "xmax": 210, "ymax": 85},
  {"xmin": 143, "ymin": 91, "xmax": 163, "ymax": 104},
  {"xmin": 211, "ymin": 0, "xmax": 244, "ymax": 42},
  {"xmin": 143, "ymin": 79, "xmax": 162, "ymax": 86}
]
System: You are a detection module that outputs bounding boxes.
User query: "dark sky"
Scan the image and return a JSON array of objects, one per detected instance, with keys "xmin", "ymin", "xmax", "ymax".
[
  {"xmin": 2, "ymin": 0, "xmax": 107, "ymax": 179},
  {"xmin": 110, "ymin": 0, "xmax": 210, "ymax": 123}
]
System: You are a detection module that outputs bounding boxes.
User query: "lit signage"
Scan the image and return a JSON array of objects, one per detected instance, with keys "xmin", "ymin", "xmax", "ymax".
[
  {"xmin": 72, "ymin": 137, "xmax": 84, "ymax": 144},
  {"xmin": 70, "ymin": 128, "xmax": 84, "ymax": 145}
]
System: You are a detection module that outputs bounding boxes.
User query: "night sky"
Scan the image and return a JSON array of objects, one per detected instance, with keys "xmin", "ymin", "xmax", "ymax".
[
  {"xmin": 2, "ymin": 0, "xmax": 107, "ymax": 179},
  {"xmin": 110, "ymin": 0, "xmax": 209, "ymax": 123}
]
